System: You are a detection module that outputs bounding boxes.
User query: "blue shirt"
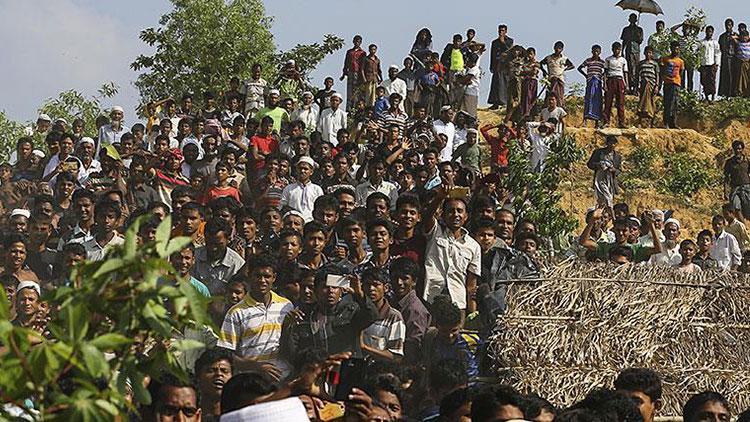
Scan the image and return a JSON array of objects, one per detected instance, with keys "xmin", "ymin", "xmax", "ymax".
[{"xmin": 374, "ymin": 97, "xmax": 389, "ymax": 117}]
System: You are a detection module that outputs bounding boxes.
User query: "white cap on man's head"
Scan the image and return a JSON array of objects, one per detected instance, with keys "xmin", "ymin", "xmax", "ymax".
[
  {"xmin": 77, "ymin": 137, "xmax": 95, "ymax": 147},
  {"xmin": 440, "ymin": 105, "xmax": 452, "ymax": 112},
  {"xmin": 111, "ymin": 106, "xmax": 124, "ymax": 113},
  {"xmin": 302, "ymin": 91, "xmax": 313, "ymax": 98},
  {"xmin": 37, "ymin": 114, "xmax": 51, "ymax": 122},
  {"xmin": 268, "ymin": 89, "xmax": 280, "ymax": 96},
  {"xmin": 330, "ymin": 92, "xmax": 343, "ymax": 100},
  {"xmin": 296, "ymin": 155, "xmax": 317, "ymax": 169},
  {"xmin": 10, "ymin": 209, "xmax": 31, "ymax": 219},
  {"xmin": 54, "ymin": 117, "xmax": 69, "ymax": 125},
  {"xmin": 389, "ymin": 64, "xmax": 399, "ymax": 70},
  {"xmin": 17, "ymin": 280, "xmax": 41, "ymax": 297},
  {"xmin": 665, "ymin": 218, "xmax": 681, "ymax": 230}
]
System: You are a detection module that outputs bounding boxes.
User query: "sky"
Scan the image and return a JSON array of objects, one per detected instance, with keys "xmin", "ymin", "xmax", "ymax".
[{"xmin": 0, "ymin": 0, "xmax": 747, "ymax": 125}]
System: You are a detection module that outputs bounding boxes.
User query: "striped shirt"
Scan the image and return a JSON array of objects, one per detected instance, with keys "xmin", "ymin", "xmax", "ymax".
[
  {"xmin": 583, "ymin": 58, "xmax": 605, "ymax": 81},
  {"xmin": 638, "ymin": 60, "xmax": 659, "ymax": 85},
  {"xmin": 217, "ymin": 291, "xmax": 294, "ymax": 367},
  {"xmin": 378, "ymin": 109, "xmax": 409, "ymax": 133},
  {"xmin": 737, "ymin": 41, "xmax": 750, "ymax": 60},
  {"xmin": 362, "ymin": 302, "xmax": 405, "ymax": 357}
]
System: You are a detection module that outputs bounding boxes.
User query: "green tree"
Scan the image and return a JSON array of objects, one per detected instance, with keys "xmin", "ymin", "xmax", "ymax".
[
  {"xmin": 131, "ymin": 0, "xmax": 343, "ymax": 105},
  {"xmin": 38, "ymin": 82, "xmax": 119, "ymax": 138},
  {"xmin": 0, "ymin": 216, "xmax": 211, "ymax": 420},
  {"xmin": 0, "ymin": 111, "xmax": 27, "ymax": 161}
]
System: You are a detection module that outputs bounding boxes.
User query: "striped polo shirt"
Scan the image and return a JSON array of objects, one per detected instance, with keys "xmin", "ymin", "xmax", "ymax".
[
  {"xmin": 217, "ymin": 291, "xmax": 294, "ymax": 365},
  {"xmin": 362, "ymin": 303, "xmax": 405, "ymax": 357}
]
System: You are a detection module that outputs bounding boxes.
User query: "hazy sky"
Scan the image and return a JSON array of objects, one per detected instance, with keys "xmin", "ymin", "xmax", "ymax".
[{"xmin": 0, "ymin": 0, "xmax": 747, "ymax": 124}]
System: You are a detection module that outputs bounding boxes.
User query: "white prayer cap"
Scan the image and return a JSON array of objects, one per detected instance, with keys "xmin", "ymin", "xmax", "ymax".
[
  {"xmin": 16, "ymin": 280, "xmax": 41, "ymax": 297},
  {"xmin": 37, "ymin": 114, "xmax": 51, "ymax": 122},
  {"xmin": 32, "ymin": 149, "xmax": 46, "ymax": 158},
  {"xmin": 652, "ymin": 209, "xmax": 664, "ymax": 219},
  {"xmin": 111, "ymin": 106, "xmax": 124, "ymax": 113},
  {"xmin": 268, "ymin": 89, "xmax": 280, "ymax": 96},
  {"xmin": 664, "ymin": 218, "xmax": 681, "ymax": 230},
  {"xmin": 10, "ymin": 209, "xmax": 31, "ymax": 219},
  {"xmin": 286, "ymin": 59, "xmax": 296, "ymax": 66},
  {"xmin": 296, "ymin": 155, "xmax": 317, "ymax": 169},
  {"xmin": 77, "ymin": 137, "xmax": 95, "ymax": 147},
  {"xmin": 330, "ymin": 92, "xmax": 343, "ymax": 100},
  {"xmin": 282, "ymin": 210, "xmax": 304, "ymax": 220},
  {"xmin": 54, "ymin": 117, "xmax": 69, "ymax": 125},
  {"xmin": 301, "ymin": 91, "xmax": 314, "ymax": 98},
  {"xmin": 466, "ymin": 128, "xmax": 479, "ymax": 135},
  {"xmin": 389, "ymin": 64, "xmax": 399, "ymax": 70},
  {"xmin": 440, "ymin": 104, "xmax": 452, "ymax": 112}
]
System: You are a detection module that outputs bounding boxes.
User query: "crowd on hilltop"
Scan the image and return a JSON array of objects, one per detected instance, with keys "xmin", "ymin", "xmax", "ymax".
[{"xmin": 2, "ymin": 11, "xmax": 750, "ymax": 422}]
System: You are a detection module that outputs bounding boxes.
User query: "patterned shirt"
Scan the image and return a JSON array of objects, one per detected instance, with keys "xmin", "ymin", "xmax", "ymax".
[
  {"xmin": 362, "ymin": 302, "xmax": 405, "ymax": 357},
  {"xmin": 638, "ymin": 60, "xmax": 659, "ymax": 85},
  {"xmin": 218, "ymin": 291, "xmax": 294, "ymax": 367},
  {"xmin": 583, "ymin": 58, "xmax": 605, "ymax": 81}
]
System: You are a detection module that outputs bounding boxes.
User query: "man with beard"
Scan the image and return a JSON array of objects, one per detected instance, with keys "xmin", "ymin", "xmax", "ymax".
[
  {"xmin": 194, "ymin": 348, "xmax": 234, "ymax": 422},
  {"xmin": 648, "ymin": 218, "xmax": 682, "ymax": 266}
]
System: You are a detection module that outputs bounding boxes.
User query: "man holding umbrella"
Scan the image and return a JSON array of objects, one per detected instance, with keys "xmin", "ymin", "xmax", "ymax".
[{"xmin": 621, "ymin": 13, "xmax": 644, "ymax": 94}]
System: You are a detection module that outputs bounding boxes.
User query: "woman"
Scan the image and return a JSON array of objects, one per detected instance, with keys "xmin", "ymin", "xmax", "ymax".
[{"xmin": 520, "ymin": 47, "xmax": 540, "ymax": 119}]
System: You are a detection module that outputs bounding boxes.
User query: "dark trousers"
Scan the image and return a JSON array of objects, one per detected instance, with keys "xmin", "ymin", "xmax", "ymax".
[
  {"xmin": 603, "ymin": 77, "xmax": 625, "ymax": 126},
  {"xmin": 663, "ymin": 83, "xmax": 680, "ymax": 128},
  {"xmin": 681, "ymin": 67, "xmax": 694, "ymax": 91}
]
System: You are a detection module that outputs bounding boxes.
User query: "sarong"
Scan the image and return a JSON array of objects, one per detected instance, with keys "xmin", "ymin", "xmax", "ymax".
[
  {"xmin": 488, "ymin": 69, "xmax": 509, "ymax": 106},
  {"xmin": 584, "ymin": 76, "xmax": 603, "ymax": 121},
  {"xmin": 594, "ymin": 168, "xmax": 616, "ymax": 208},
  {"xmin": 520, "ymin": 78, "xmax": 538, "ymax": 118},
  {"xmin": 699, "ymin": 65, "xmax": 717, "ymax": 96},
  {"xmin": 505, "ymin": 77, "xmax": 522, "ymax": 122},
  {"xmin": 736, "ymin": 59, "xmax": 750, "ymax": 98},
  {"xmin": 719, "ymin": 55, "xmax": 735, "ymax": 97},
  {"xmin": 549, "ymin": 77, "xmax": 565, "ymax": 106},
  {"xmin": 638, "ymin": 81, "xmax": 656, "ymax": 119}
]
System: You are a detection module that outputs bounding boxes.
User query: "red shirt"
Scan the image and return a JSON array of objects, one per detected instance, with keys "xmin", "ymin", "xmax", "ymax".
[
  {"xmin": 250, "ymin": 135, "xmax": 279, "ymax": 170},
  {"xmin": 202, "ymin": 186, "xmax": 241, "ymax": 205},
  {"xmin": 481, "ymin": 124, "xmax": 514, "ymax": 167}
]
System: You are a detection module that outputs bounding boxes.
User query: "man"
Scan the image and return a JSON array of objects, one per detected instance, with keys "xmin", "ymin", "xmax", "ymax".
[
  {"xmin": 722, "ymin": 203, "xmax": 750, "ymax": 252},
  {"xmin": 58, "ymin": 189, "xmax": 96, "ymax": 249},
  {"xmin": 256, "ymin": 89, "xmax": 289, "ymax": 134},
  {"xmin": 587, "ymin": 135, "xmax": 621, "ymax": 212},
  {"xmin": 193, "ymin": 219, "xmax": 245, "ymax": 295},
  {"xmin": 341, "ymin": 35, "xmax": 366, "ymax": 110},
  {"xmin": 432, "ymin": 106, "xmax": 456, "ymax": 162},
  {"xmin": 647, "ymin": 218, "xmax": 682, "ymax": 267},
  {"xmin": 355, "ymin": 218, "xmax": 395, "ymax": 277},
  {"xmin": 719, "ymin": 19, "xmax": 737, "ymax": 98},
  {"xmin": 648, "ymin": 20, "xmax": 666, "ymax": 59},
  {"xmin": 281, "ymin": 268, "xmax": 378, "ymax": 364},
  {"xmin": 682, "ymin": 392, "xmax": 731, "ymax": 422},
  {"xmin": 579, "ymin": 207, "xmax": 663, "ymax": 263},
  {"xmin": 194, "ymin": 349, "xmax": 233, "ymax": 421},
  {"xmin": 142, "ymin": 375, "xmax": 201, "ymax": 422},
  {"xmin": 316, "ymin": 92, "xmax": 347, "ymax": 145},
  {"xmin": 603, "ymin": 42, "xmax": 629, "ymax": 128},
  {"xmin": 710, "ymin": 214, "xmax": 742, "ymax": 271},
  {"xmin": 279, "ymin": 156, "xmax": 323, "ymax": 222},
  {"xmin": 724, "ymin": 141, "xmax": 750, "ymax": 219},
  {"xmin": 381, "ymin": 65, "xmax": 407, "ymax": 112},
  {"xmin": 699, "ymin": 26, "xmax": 722, "ymax": 102},
  {"xmin": 360, "ymin": 267, "xmax": 405, "ymax": 363},
  {"xmin": 488, "ymin": 25, "xmax": 514, "ymax": 109},
  {"xmin": 314, "ymin": 76, "xmax": 336, "ymax": 111},
  {"xmin": 26, "ymin": 215, "xmax": 57, "ymax": 283},
  {"xmin": 360, "ymin": 43, "xmax": 383, "ymax": 106},
  {"xmin": 355, "ymin": 158, "xmax": 399, "ymax": 207},
  {"xmin": 615, "ymin": 369, "xmax": 663, "ymax": 422},
  {"xmin": 333, "ymin": 186, "xmax": 357, "ymax": 217},
  {"xmin": 241, "ymin": 63, "xmax": 267, "ymax": 118},
  {"xmin": 621, "ymin": 13, "xmax": 644, "ymax": 94},
  {"xmin": 391, "ymin": 193, "xmax": 426, "ymax": 265},
  {"xmin": 322, "ymin": 156, "xmax": 356, "ymax": 194},
  {"xmin": 471, "ymin": 385, "xmax": 525, "ymax": 422},
  {"xmin": 389, "ymin": 256, "xmax": 430, "ymax": 363},
  {"xmin": 218, "ymin": 253, "xmax": 294, "ymax": 378},
  {"xmin": 660, "ymin": 41, "xmax": 685, "ymax": 129},
  {"xmin": 693, "ymin": 229, "xmax": 719, "ymax": 271},
  {"xmin": 291, "ymin": 92, "xmax": 319, "ymax": 134},
  {"xmin": 82, "ymin": 200, "xmax": 124, "ymax": 261},
  {"xmin": 96, "ymin": 106, "xmax": 127, "ymax": 156}
]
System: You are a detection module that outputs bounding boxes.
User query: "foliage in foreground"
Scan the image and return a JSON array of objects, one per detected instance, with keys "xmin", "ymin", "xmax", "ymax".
[
  {"xmin": 505, "ymin": 134, "xmax": 584, "ymax": 239},
  {"xmin": 0, "ymin": 216, "xmax": 211, "ymax": 420}
]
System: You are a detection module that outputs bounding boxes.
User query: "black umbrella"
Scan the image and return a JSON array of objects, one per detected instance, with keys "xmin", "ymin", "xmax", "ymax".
[{"xmin": 615, "ymin": 0, "xmax": 664, "ymax": 16}]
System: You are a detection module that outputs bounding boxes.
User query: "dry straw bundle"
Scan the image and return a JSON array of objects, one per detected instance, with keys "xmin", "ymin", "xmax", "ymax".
[{"xmin": 489, "ymin": 260, "xmax": 750, "ymax": 414}]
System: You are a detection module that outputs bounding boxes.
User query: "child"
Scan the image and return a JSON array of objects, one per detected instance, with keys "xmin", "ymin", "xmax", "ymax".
[
  {"xmin": 527, "ymin": 120, "xmax": 558, "ymax": 172},
  {"xmin": 604, "ymin": 42, "xmax": 629, "ymax": 128},
  {"xmin": 577, "ymin": 45, "xmax": 606, "ymax": 127},
  {"xmin": 504, "ymin": 45, "xmax": 526, "ymax": 123},
  {"xmin": 373, "ymin": 86, "xmax": 390, "ymax": 117},
  {"xmin": 452, "ymin": 128, "xmax": 481, "ymax": 175},
  {"xmin": 540, "ymin": 94, "xmax": 567, "ymax": 133},
  {"xmin": 457, "ymin": 53, "xmax": 481, "ymax": 118},
  {"xmin": 660, "ymin": 41, "xmax": 685, "ymax": 129},
  {"xmin": 519, "ymin": 47, "xmax": 540, "ymax": 120},
  {"xmin": 638, "ymin": 46, "xmax": 660, "ymax": 127},
  {"xmin": 389, "ymin": 256, "xmax": 430, "ymax": 363},
  {"xmin": 202, "ymin": 161, "xmax": 241, "ymax": 205},
  {"xmin": 360, "ymin": 267, "xmax": 406, "ymax": 363},
  {"xmin": 676, "ymin": 239, "xmax": 702, "ymax": 273},
  {"xmin": 540, "ymin": 41, "xmax": 574, "ymax": 107}
]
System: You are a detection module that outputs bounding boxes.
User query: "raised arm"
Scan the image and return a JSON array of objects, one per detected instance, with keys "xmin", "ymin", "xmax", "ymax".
[{"xmin": 578, "ymin": 207, "xmax": 603, "ymax": 251}]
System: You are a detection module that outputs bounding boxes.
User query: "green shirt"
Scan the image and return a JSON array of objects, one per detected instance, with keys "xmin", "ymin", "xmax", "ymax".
[
  {"xmin": 595, "ymin": 241, "xmax": 650, "ymax": 263},
  {"xmin": 256, "ymin": 106, "xmax": 290, "ymax": 134},
  {"xmin": 453, "ymin": 143, "xmax": 481, "ymax": 174}
]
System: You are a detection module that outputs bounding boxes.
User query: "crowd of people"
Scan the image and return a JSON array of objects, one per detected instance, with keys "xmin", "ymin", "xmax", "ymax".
[{"xmin": 2, "ymin": 12, "xmax": 750, "ymax": 422}]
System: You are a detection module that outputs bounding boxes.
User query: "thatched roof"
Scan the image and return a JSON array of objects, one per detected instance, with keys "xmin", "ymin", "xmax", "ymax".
[{"xmin": 490, "ymin": 260, "xmax": 750, "ymax": 414}]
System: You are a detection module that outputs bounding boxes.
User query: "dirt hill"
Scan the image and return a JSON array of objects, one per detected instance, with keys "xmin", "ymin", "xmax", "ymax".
[{"xmin": 477, "ymin": 97, "xmax": 750, "ymax": 236}]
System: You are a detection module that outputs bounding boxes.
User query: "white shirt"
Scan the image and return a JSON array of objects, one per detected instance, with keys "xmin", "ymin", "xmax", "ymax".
[
  {"xmin": 453, "ymin": 128, "xmax": 467, "ymax": 152},
  {"xmin": 648, "ymin": 244, "xmax": 681, "ymax": 267},
  {"xmin": 97, "ymin": 124, "xmax": 128, "ymax": 156},
  {"xmin": 710, "ymin": 230, "xmax": 742, "ymax": 270},
  {"xmin": 82, "ymin": 234, "xmax": 125, "ymax": 262},
  {"xmin": 527, "ymin": 122, "xmax": 559, "ymax": 172},
  {"xmin": 423, "ymin": 223, "xmax": 482, "ymax": 310},
  {"xmin": 291, "ymin": 103, "xmax": 320, "ymax": 133},
  {"xmin": 380, "ymin": 77, "xmax": 407, "ymax": 111},
  {"xmin": 355, "ymin": 180, "xmax": 399, "ymax": 207},
  {"xmin": 540, "ymin": 106, "xmax": 567, "ymax": 133},
  {"xmin": 604, "ymin": 55, "xmax": 628, "ymax": 78},
  {"xmin": 464, "ymin": 65, "xmax": 481, "ymax": 97},
  {"xmin": 432, "ymin": 119, "xmax": 455, "ymax": 162},
  {"xmin": 42, "ymin": 154, "xmax": 85, "ymax": 187},
  {"xmin": 317, "ymin": 107, "xmax": 347, "ymax": 145},
  {"xmin": 240, "ymin": 77, "xmax": 268, "ymax": 115},
  {"xmin": 700, "ymin": 38, "xmax": 721, "ymax": 67},
  {"xmin": 280, "ymin": 181, "xmax": 324, "ymax": 222}
]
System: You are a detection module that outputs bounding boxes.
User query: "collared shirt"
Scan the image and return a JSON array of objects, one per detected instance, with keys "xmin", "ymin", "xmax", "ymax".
[
  {"xmin": 57, "ymin": 223, "xmax": 95, "ymax": 251},
  {"xmin": 291, "ymin": 103, "xmax": 320, "ymax": 133},
  {"xmin": 394, "ymin": 290, "xmax": 431, "ymax": 360},
  {"xmin": 193, "ymin": 246, "xmax": 246, "ymax": 295},
  {"xmin": 317, "ymin": 108, "xmax": 347, "ymax": 145},
  {"xmin": 378, "ymin": 109, "xmax": 409, "ymax": 133},
  {"xmin": 726, "ymin": 219, "xmax": 750, "ymax": 252},
  {"xmin": 82, "ymin": 234, "xmax": 125, "ymax": 261},
  {"xmin": 700, "ymin": 38, "xmax": 721, "ymax": 66},
  {"xmin": 128, "ymin": 183, "xmax": 161, "ymax": 212},
  {"xmin": 361, "ymin": 55, "xmax": 382, "ymax": 82},
  {"xmin": 343, "ymin": 47, "xmax": 366, "ymax": 76},
  {"xmin": 692, "ymin": 253, "xmax": 719, "ymax": 271},
  {"xmin": 604, "ymin": 55, "xmax": 628, "ymax": 78},
  {"xmin": 423, "ymin": 223, "xmax": 481, "ymax": 309},
  {"xmin": 97, "ymin": 124, "xmax": 128, "ymax": 156},
  {"xmin": 432, "ymin": 119, "xmax": 455, "ymax": 162},
  {"xmin": 710, "ymin": 230, "xmax": 742, "ymax": 270},
  {"xmin": 362, "ymin": 302, "xmax": 405, "ymax": 357},
  {"xmin": 355, "ymin": 180, "xmax": 399, "ymax": 207},
  {"xmin": 240, "ymin": 77, "xmax": 268, "ymax": 115},
  {"xmin": 380, "ymin": 78, "xmax": 407, "ymax": 111},
  {"xmin": 256, "ymin": 107, "xmax": 290, "ymax": 134},
  {"xmin": 723, "ymin": 156, "xmax": 750, "ymax": 188},
  {"xmin": 218, "ymin": 291, "xmax": 294, "ymax": 369},
  {"xmin": 648, "ymin": 244, "xmax": 681, "ymax": 267},
  {"xmin": 280, "ymin": 181, "xmax": 324, "ymax": 222}
]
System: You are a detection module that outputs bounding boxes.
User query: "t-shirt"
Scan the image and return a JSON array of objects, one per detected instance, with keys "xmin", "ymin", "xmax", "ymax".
[
  {"xmin": 660, "ymin": 56, "xmax": 685, "ymax": 86},
  {"xmin": 450, "ymin": 48, "xmax": 465, "ymax": 71},
  {"xmin": 250, "ymin": 135, "xmax": 279, "ymax": 170},
  {"xmin": 583, "ymin": 58, "xmax": 605, "ymax": 80},
  {"xmin": 543, "ymin": 54, "xmax": 570, "ymax": 81},
  {"xmin": 464, "ymin": 65, "xmax": 481, "ymax": 97},
  {"xmin": 595, "ymin": 241, "xmax": 649, "ymax": 263},
  {"xmin": 256, "ymin": 107, "xmax": 290, "ymax": 134},
  {"xmin": 638, "ymin": 60, "xmax": 659, "ymax": 85},
  {"xmin": 605, "ymin": 55, "xmax": 628, "ymax": 78}
]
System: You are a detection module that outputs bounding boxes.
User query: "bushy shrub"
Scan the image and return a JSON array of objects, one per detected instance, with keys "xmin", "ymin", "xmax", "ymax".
[{"xmin": 660, "ymin": 153, "xmax": 718, "ymax": 197}]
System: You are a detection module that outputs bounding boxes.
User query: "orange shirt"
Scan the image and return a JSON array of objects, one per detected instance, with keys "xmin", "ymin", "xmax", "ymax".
[{"xmin": 660, "ymin": 56, "xmax": 685, "ymax": 86}]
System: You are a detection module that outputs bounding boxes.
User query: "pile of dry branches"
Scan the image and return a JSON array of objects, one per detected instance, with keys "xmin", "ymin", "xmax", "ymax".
[{"xmin": 489, "ymin": 261, "xmax": 750, "ymax": 414}]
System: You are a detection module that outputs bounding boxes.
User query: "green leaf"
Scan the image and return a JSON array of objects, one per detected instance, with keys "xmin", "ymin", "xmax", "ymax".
[
  {"xmin": 95, "ymin": 399, "xmax": 119, "ymax": 416},
  {"xmin": 91, "ymin": 258, "xmax": 126, "ymax": 278},
  {"xmin": 155, "ymin": 215, "xmax": 173, "ymax": 257},
  {"xmin": 131, "ymin": 371, "xmax": 152, "ymax": 405},
  {"xmin": 81, "ymin": 343, "xmax": 109, "ymax": 378},
  {"xmin": 0, "ymin": 285, "xmax": 9, "ymax": 320},
  {"xmin": 164, "ymin": 236, "xmax": 192, "ymax": 258},
  {"xmin": 89, "ymin": 333, "xmax": 132, "ymax": 350},
  {"xmin": 171, "ymin": 339, "xmax": 205, "ymax": 352}
]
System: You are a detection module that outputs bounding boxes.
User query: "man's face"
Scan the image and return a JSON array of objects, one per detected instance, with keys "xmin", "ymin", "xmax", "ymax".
[
  {"xmin": 698, "ymin": 235, "xmax": 713, "ymax": 252},
  {"xmin": 10, "ymin": 216, "xmax": 28, "ymax": 234},
  {"xmin": 319, "ymin": 283, "xmax": 343, "ymax": 307},
  {"xmin": 369, "ymin": 45, "xmax": 377, "ymax": 55},
  {"xmin": 202, "ymin": 137, "xmax": 217, "ymax": 156},
  {"xmin": 693, "ymin": 401, "xmax": 730, "ymax": 422},
  {"xmin": 365, "ymin": 278, "xmax": 386, "ymax": 303},
  {"xmin": 343, "ymin": 224, "xmax": 365, "ymax": 248},
  {"xmin": 614, "ymin": 223, "xmax": 629, "ymax": 244},
  {"xmin": 75, "ymin": 197, "xmax": 94, "ymax": 222},
  {"xmin": 663, "ymin": 223, "xmax": 680, "ymax": 242},
  {"xmin": 330, "ymin": 96, "xmax": 342, "ymax": 109},
  {"xmin": 370, "ymin": 163, "xmax": 386, "ymax": 182},
  {"xmin": 181, "ymin": 209, "xmax": 203, "ymax": 235},
  {"xmin": 7, "ymin": 242, "xmax": 26, "ymax": 269},
  {"xmin": 29, "ymin": 221, "xmax": 51, "ymax": 246},
  {"xmin": 734, "ymin": 143, "xmax": 744, "ymax": 156},
  {"xmin": 391, "ymin": 274, "xmax": 415, "ymax": 299},
  {"xmin": 279, "ymin": 235, "xmax": 302, "ymax": 261},
  {"xmin": 517, "ymin": 238, "xmax": 538, "ymax": 256},
  {"xmin": 60, "ymin": 137, "xmax": 74, "ymax": 155},
  {"xmin": 304, "ymin": 231, "xmax": 327, "ymax": 255},
  {"xmin": 214, "ymin": 209, "xmax": 234, "ymax": 227},
  {"xmin": 250, "ymin": 266, "xmax": 275, "ymax": 298},
  {"xmin": 239, "ymin": 216, "xmax": 256, "ymax": 241},
  {"xmin": 206, "ymin": 230, "xmax": 228, "ymax": 257},
  {"xmin": 496, "ymin": 212, "xmax": 514, "ymax": 241},
  {"xmin": 712, "ymin": 220, "xmax": 724, "ymax": 235},
  {"xmin": 282, "ymin": 215, "xmax": 304, "ymax": 233},
  {"xmin": 96, "ymin": 211, "xmax": 118, "ymax": 234},
  {"xmin": 474, "ymin": 227, "xmax": 497, "ymax": 252},
  {"xmin": 17, "ymin": 288, "xmax": 39, "ymax": 318},
  {"xmin": 680, "ymin": 243, "xmax": 697, "ymax": 261},
  {"xmin": 198, "ymin": 358, "xmax": 232, "ymax": 400},
  {"xmin": 268, "ymin": 93, "xmax": 280, "ymax": 107},
  {"xmin": 499, "ymin": 27, "xmax": 507, "ymax": 37},
  {"xmin": 314, "ymin": 208, "xmax": 338, "ymax": 230},
  {"xmin": 396, "ymin": 204, "xmax": 420, "ymax": 231},
  {"xmin": 172, "ymin": 248, "xmax": 195, "ymax": 276},
  {"xmin": 226, "ymin": 282, "xmax": 246, "ymax": 305},
  {"xmin": 424, "ymin": 153, "xmax": 438, "ymax": 170},
  {"xmin": 437, "ymin": 322, "xmax": 461, "ymax": 344},
  {"xmin": 376, "ymin": 390, "xmax": 402, "ymax": 421},
  {"xmin": 18, "ymin": 142, "xmax": 32, "ymax": 160},
  {"xmin": 706, "ymin": 27, "xmax": 714, "ymax": 38},
  {"xmin": 367, "ymin": 199, "xmax": 389, "ymax": 219},
  {"xmin": 368, "ymin": 225, "xmax": 391, "ymax": 252},
  {"xmin": 439, "ymin": 165, "xmax": 455, "ymax": 185},
  {"xmin": 262, "ymin": 211, "xmax": 282, "ymax": 233},
  {"xmin": 155, "ymin": 386, "xmax": 201, "ymax": 422},
  {"xmin": 47, "ymin": 140, "xmax": 60, "ymax": 156},
  {"xmin": 296, "ymin": 162, "xmax": 313, "ymax": 181}
]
